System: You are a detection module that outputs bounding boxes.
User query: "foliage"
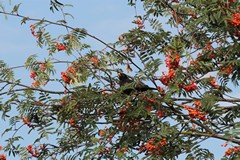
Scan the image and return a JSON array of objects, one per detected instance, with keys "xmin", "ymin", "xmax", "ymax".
[{"xmin": 0, "ymin": 0, "xmax": 240, "ymax": 159}]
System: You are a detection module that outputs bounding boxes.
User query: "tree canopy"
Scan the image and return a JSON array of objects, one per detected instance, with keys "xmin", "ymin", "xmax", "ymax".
[{"xmin": 0, "ymin": 0, "xmax": 240, "ymax": 159}]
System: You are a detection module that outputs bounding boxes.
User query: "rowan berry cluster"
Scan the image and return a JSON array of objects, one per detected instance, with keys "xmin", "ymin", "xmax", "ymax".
[
  {"xmin": 116, "ymin": 147, "xmax": 128, "ymax": 154},
  {"xmin": 29, "ymin": 62, "xmax": 48, "ymax": 87},
  {"xmin": 228, "ymin": 13, "xmax": 240, "ymax": 27},
  {"xmin": 0, "ymin": 154, "xmax": 6, "ymax": 160},
  {"xmin": 56, "ymin": 42, "xmax": 66, "ymax": 51},
  {"xmin": 27, "ymin": 144, "xmax": 45, "ymax": 158},
  {"xmin": 209, "ymin": 76, "xmax": 220, "ymax": 89},
  {"xmin": 135, "ymin": 19, "xmax": 144, "ymax": 29},
  {"xmin": 183, "ymin": 80, "xmax": 198, "ymax": 92},
  {"xmin": 184, "ymin": 100, "xmax": 207, "ymax": 121},
  {"xmin": 157, "ymin": 86, "xmax": 165, "ymax": 96},
  {"xmin": 224, "ymin": 146, "xmax": 240, "ymax": 157},
  {"xmin": 30, "ymin": 24, "xmax": 38, "ymax": 38},
  {"xmin": 138, "ymin": 138, "xmax": 167, "ymax": 156},
  {"xmin": 221, "ymin": 65, "xmax": 233, "ymax": 76},
  {"xmin": 27, "ymin": 145, "xmax": 39, "ymax": 158},
  {"xmin": 22, "ymin": 116, "xmax": 34, "ymax": 128},
  {"xmin": 0, "ymin": 146, "xmax": 6, "ymax": 160},
  {"xmin": 116, "ymin": 108, "xmax": 141, "ymax": 132},
  {"xmin": 61, "ymin": 66, "xmax": 76, "ymax": 84},
  {"xmin": 160, "ymin": 50, "xmax": 180, "ymax": 86}
]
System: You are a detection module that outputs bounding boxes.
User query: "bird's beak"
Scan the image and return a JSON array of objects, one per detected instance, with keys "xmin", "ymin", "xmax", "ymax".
[{"xmin": 117, "ymin": 73, "xmax": 121, "ymax": 77}]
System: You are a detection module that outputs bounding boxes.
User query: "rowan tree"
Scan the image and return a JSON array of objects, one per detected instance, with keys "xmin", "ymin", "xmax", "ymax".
[{"xmin": 0, "ymin": 0, "xmax": 240, "ymax": 159}]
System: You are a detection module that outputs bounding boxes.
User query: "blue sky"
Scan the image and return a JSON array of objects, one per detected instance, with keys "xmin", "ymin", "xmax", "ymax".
[{"xmin": 0, "ymin": 1, "xmax": 234, "ymax": 159}]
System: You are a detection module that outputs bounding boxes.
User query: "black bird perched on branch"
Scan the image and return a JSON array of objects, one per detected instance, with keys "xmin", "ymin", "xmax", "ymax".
[{"xmin": 117, "ymin": 72, "xmax": 157, "ymax": 94}]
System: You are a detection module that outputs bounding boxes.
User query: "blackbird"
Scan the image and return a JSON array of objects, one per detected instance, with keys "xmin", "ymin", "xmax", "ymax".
[{"xmin": 117, "ymin": 72, "xmax": 156, "ymax": 94}]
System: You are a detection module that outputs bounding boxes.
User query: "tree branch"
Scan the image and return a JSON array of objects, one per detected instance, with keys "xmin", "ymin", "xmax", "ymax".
[{"xmin": 0, "ymin": 79, "xmax": 66, "ymax": 95}]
